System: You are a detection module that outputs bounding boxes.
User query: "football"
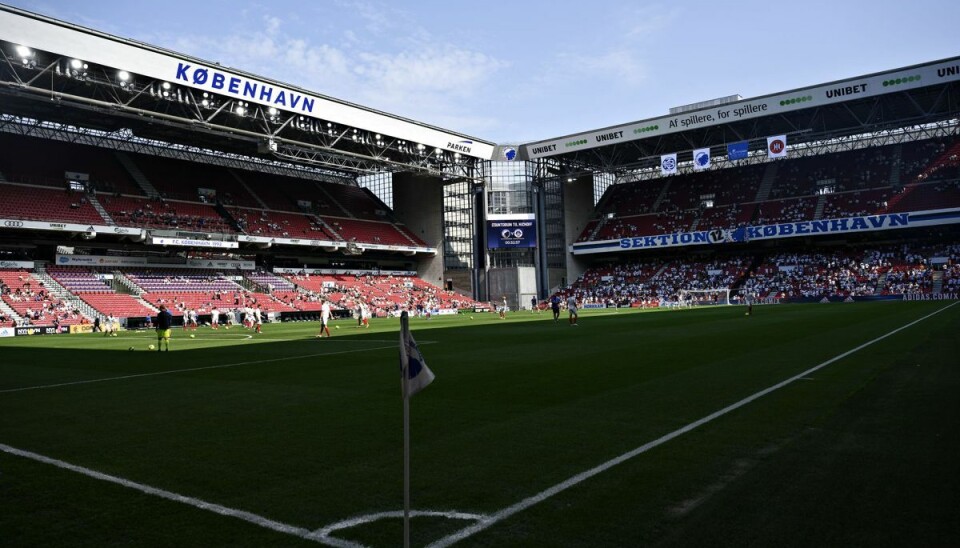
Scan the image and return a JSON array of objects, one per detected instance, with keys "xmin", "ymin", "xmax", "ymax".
[
  {"xmin": 148, "ymin": 344, "xmax": 155, "ymax": 350},
  {"xmin": 190, "ymin": 334, "xmax": 196, "ymax": 338},
  {"xmin": 128, "ymin": 347, "xmax": 135, "ymax": 351}
]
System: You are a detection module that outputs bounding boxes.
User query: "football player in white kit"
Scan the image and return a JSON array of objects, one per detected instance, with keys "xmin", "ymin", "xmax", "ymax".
[{"xmin": 317, "ymin": 300, "xmax": 332, "ymax": 338}]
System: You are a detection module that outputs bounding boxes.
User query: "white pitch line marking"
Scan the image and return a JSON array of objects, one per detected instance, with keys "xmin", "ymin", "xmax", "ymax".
[
  {"xmin": 0, "ymin": 442, "xmax": 331, "ymax": 544},
  {"xmin": 426, "ymin": 301, "xmax": 960, "ymax": 548},
  {"xmin": 308, "ymin": 510, "xmax": 487, "ymax": 547},
  {"xmin": 0, "ymin": 345, "xmax": 397, "ymax": 395},
  {"xmin": 0, "ymin": 441, "xmax": 479, "ymax": 548}
]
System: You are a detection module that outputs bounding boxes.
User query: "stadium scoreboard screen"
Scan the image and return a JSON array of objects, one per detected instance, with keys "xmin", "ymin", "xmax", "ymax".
[{"xmin": 487, "ymin": 219, "xmax": 536, "ymax": 248}]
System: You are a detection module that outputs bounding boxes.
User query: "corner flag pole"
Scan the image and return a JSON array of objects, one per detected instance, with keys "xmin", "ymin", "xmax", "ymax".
[
  {"xmin": 400, "ymin": 311, "xmax": 412, "ymax": 548},
  {"xmin": 399, "ymin": 310, "xmax": 434, "ymax": 548}
]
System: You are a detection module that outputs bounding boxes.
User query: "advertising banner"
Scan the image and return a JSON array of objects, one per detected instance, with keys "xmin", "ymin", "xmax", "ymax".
[
  {"xmin": 571, "ymin": 208, "xmax": 960, "ymax": 255},
  {"xmin": 0, "ymin": 326, "xmax": 16, "ymax": 338},
  {"xmin": 0, "ymin": 260, "xmax": 34, "ymax": 269},
  {"xmin": 150, "ymin": 237, "xmax": 239, "ymax": 249},
  {"xmin": 14, "ymin": 325, "xmax": 67, "ymax": 336},
  {"xmin": 727, "ymin": 141, "xmax": 749, "ymax": 160},
  {"xmin": 55, "ymin": 254, "xmax": 255, "ymax": 270}
]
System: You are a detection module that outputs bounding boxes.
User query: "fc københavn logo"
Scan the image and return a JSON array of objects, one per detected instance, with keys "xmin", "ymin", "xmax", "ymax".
[{"xmin": 695, "ymin": 151, "xmax": 710, "ymax": 168}]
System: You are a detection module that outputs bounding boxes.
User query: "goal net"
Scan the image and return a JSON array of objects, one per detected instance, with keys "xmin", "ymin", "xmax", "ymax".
[{"xmin": 679, "ymin": 288, "xmax": 731, "ymax": 306}]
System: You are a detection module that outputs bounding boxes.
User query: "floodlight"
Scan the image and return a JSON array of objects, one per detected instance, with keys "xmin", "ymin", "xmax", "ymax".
[
  {"xmin": 69, "ymin": 58, "xmax": 83, "ymax": 69},
  {"xmin": 235, "ymin": 106, "xmax": 245, "ymax": 115},
  {"xmin": 268, "ymin": 107, "xmax": 278, "ymax": 115},
  {"xmin": 117, "ymin": 70, "xmax": 130, "ymax": 82},
  {"xmin": 15, "ymin": 45, "xmax": 32, "ymax": 58},
  {"xmin": 161, "ymin": 82, "xmax": 171, "ymax": 90},
  {"xmin": 201, "ymin": 99, "xmax": 209, "ymax": 107}
]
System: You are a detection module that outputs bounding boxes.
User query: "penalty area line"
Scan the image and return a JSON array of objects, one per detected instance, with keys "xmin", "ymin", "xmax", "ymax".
[
  {"xmin": 0, "ymin": 344, "xmax": 397, "ymax": 395},
  {"xmin": 427, "ymin": 300, "xmax": 960, "ymax": 548}
]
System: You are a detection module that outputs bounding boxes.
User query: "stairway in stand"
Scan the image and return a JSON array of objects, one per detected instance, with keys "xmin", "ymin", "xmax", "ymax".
[
  {"xmin": 87, "ymin": 194, "xmax": 115, "ymax": 225},
  {"xmin": 114, "ymin": 151, "xmax": 160, "ymax": 198}
]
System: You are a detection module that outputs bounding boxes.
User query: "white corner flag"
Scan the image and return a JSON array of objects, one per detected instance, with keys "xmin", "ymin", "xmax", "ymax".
[
  {"xmin": 400, "ymin": 312, "xmax": 434, "ymax": 398},
  {"xmin": 399, "ymin": 311, "xmax": 434, "ymax": 548}
]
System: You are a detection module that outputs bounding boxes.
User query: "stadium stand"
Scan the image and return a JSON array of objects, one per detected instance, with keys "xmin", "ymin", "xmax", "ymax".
[
  {"xmin": 0, "ymin": 132, "xmax": 432, "ymax": 248},
  {"xmin": 0, "ymin": 269, "xmax": 86, "ymax": 326},
  {"xmin": 283, "ymin": 273, "xmax": 481, "ymax": 316},
  {"xmin": 45, "ymin": 267, "xmax": 157, "ymax": 320},
  {"xmin": 230, "ymin": 171, "xmax": 323, "ymax": 212},
  {"xmin": 321, "ymin": 216, "xmax": 422, "ymax": 246},
  {"xmin": 120, "ymin": 269, "xmax": 297, "ymax": 315},
  {"xmin": 46, "ymin": 267, "xmax": 113, "ymax": 293},
  {"xmin": 0, "ymin": 183, "xmax": 106, "ymax": 225},
  {"xmin": 98, "ymin": 195, "xmax": 235, "ymax": 233},
  {"xmin": 753, "ymin": 197, "xmax": 818, "ymax": 225},
  {"xmin": 885, "ymin": 180, "xmax": 960, "ymax": 213},
  {"xmin": 575, "ymin": 136, "xmax": 960, "ymax": 243},
  {"xmin": 79, "ymin": 293, "xmax": 158, "ymax": 320},
  {"xmin": 128, "ymin": 154, "xmax": 260, "ymax": 207},
  {"xmin": 821, "ymin": 188, "xmax": 892, "ymax": 219},
  {"xmin": 556, "ymin": 237, "xmax": 959, "ymax": 307},
  {"xmin": 228, "ymin": 207, "xmax": 333, "ymax": 239},
  {"xmin": 0, "ymin": 133, "xmax": 142, "ymax": 195},
  {"xmin": 318, "ymin": 183, "xmax": 389, "ymax": 220},
  {"xmin": 243, "ymin": 271, "xmax": 326, "ymax": 312}
]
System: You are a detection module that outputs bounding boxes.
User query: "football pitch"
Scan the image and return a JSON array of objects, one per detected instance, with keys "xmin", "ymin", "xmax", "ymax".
[{"xmin": 1, "ymin": 302, "xmax": 959, "ymax": 547}]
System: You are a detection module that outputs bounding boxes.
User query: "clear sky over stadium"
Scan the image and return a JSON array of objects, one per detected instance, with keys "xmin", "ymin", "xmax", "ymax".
[{"xmin": 7, "ymin": 0, "xmax": 959, "ymax": 143}]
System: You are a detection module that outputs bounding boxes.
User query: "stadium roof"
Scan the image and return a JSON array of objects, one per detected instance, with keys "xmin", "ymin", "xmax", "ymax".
[
  {"xmin": 520, "ymin": 57, "xmax": 960, "ymax": 174},
  {"xmin": 0, "ymin": 4, "xmax": 957, "ymax": 182},
  {"xmin": 0, "ymin": 4, "xmax": 495, "ymax": 179}
]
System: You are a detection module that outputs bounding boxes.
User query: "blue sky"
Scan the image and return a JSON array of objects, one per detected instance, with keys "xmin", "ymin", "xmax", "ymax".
[{"xmin": 8, "ymin": 0, "xmax": 959, "ymax": 143}]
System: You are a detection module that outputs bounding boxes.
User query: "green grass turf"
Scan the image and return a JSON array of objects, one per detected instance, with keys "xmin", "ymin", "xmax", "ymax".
[{"xmin": 1, "ymin": 302, "xmax": 958, "ymax": 547}]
